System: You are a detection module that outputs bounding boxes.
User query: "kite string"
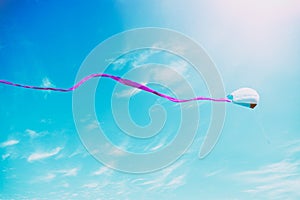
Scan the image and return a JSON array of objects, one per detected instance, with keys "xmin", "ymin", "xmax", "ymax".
[{"xmin": 0, "ymin": 73, "xmax": 232, "ymax": 103}]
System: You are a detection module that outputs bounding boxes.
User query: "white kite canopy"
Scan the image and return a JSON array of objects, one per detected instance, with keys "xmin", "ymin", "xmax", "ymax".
[{"xmin": 227, "ymin": 88, "xmax": 259, "ymax": 109}]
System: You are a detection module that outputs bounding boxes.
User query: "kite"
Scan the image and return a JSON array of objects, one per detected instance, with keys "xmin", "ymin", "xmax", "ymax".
[
  {"xmin": 0, "ymin": 73, "xmax": 259, "ymax": 109},
  {"xmin": 227, "ymin": 87, "xmax": 259, "ymax": 109}
]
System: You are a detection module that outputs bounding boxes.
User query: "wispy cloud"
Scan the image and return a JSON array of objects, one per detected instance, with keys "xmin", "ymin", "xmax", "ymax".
[
  {"xmin": 143, "ymin": 135, "xmax": 169, "ymax": 152},
  {"xmin": 151, "ymin": 42, "xmax": 187, "ymax": 55},
  {"xmin": 151, "ymin": 60, "xmax": 189, "ymax": 85},
  {"xmin": 69, "ymin": 146, "xmax": 89, "ymax": 158},
  {"xmin": 93, "ymin": 166, "xmax": 112, "ymax": 176},
  {"xmin": 64, "ymin": 168, "xmax": 79, "ymax": 176},
  {"xmin": 83, "ymin": 182, "xmax": 99, "ymax": 188},
  {"xmin": 41, "ymin": 77, "xmax": 55, "ymax": 88},
  {"xmin": 132, "ymin": 50, "xmax": 156, "ymax": 68},
  {"xmin": 165, "ymin": 174, "xmax": 186, "ymax": 189},
  {"xmin": 61, "ymin": 182, "xmax": 70, "ymax": 188},
  {"xmin": 40, "ymin": 118, "xmax": 53, "ymax": 124},
  {"xmin": 234, "ymin": 141, "xmax": 300, "ymax": 199},
  {"xmin": 136, "ymin": 159, "xmax": 188, "ymax": 192},
  {"xmin": 205, "ymin": 169, "xmax": 224, "ymax": 177},
  {"xmin": 149, "ymin": 143, "xmax": 164, "ymax": 151},
  {"xmin": 98, "ymin": 140, "xmax": 128, "ymax": 158},
  {"xmin": 114, "ymin": 59, "xmax": 190, "ymax": 99},
  {"xmin": 114, "ymin": 85, "xmax": 144, "ymax": 98},
  {"xmin": 109, "ymin": 49, "xmax": 156, "ymax": 71},
  {"xmin": 25, "ymin": 129, "xmax": 49, "ymax": 138},
  {"xmin": 236, "ymin": 160, "xmax": 300, "ymax": 199},
  {"xmin": 40, "ymin": 77, "xmax": 55, "ymax": 98},
  {"xmin": 110, "ymin": 58, "xmax": 128, "ymax": 71},
  {"xmin": 85, "ymin": 120, "xmax": 100, "ymax": 131},
  {"xmin": 59, "ymin": 168, "xmax": 79, "ymax": 177},
  {"xmin": 25, "ymin": 129, "xmax": 38, "ymax": 138},
  {"xmin": 2, "ymin": 153, "xmax": 10, "ymax": 160},
  {"xmin": 108, "ymin": 147, "xmax": 126, "ymax": 157},
  {"xmin": 282, "ymin": 140, "xmax": 300, "ymax": 156},
  {"xmin": 35, "ymin": 167, "xmax": 79, "ymax": 184},
  {"xmin": 39, "ymin": 173, "xmax": 57, "ymax": 182},
  {"xmin": 0, "ymin": 139, "xmax": 19, "ymax": 148},
  {"xmin": 81, "ymin": 114, "xmax": 103, "ymax": 132},
  {"xmin": 27, "ymin": 147, "xmax": 62, "ymax": 162}
]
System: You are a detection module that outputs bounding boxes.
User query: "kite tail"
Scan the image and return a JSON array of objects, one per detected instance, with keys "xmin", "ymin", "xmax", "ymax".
[{"xmin": 0, "ymin": 73, "xmax": 232, "ymax": 103}]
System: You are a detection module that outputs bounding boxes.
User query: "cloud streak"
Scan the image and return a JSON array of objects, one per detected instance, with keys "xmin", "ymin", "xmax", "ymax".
[
  {"xmin": 93, "ymin": 166, "xmax": 112, "ymax": 176},
  {"xmin": 234, "ymin": 141, "xmax": 300, "ymax": 199},
  {"xmin": 2, "ymin": 153, "xmax": 10, "ymax": 160},
  {"xmin": 59, "ymin": 168, "xmax": 79, "ymax": 177},
  {"xmin": 134, "ymin": 159, "xmax": 188, "ymax": 192},
  {"xmin": 41, "ymin": 77, "xmax": 55, "ymax": 88},
  {"xmin": 27, "ymin": 147, "xmax": 62, "ymax": 162},
  {"xmin": 236, "ymin": 160, "xmax": 300, "ymax": 199},
  {"xmin": 0, "ymin": 139, "xmax": 19, "ymax": 148}
]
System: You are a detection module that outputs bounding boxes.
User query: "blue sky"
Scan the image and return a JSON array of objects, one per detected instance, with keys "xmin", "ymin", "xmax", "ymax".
[{"xmin": 1, "ymin": 0, "xmax": 300, "ymax": 199}]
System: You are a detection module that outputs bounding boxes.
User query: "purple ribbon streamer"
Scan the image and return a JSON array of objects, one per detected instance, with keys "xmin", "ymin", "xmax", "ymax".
[{"xmin": 0, "ymin": 73, "xmax": 231, "ymax": 103}]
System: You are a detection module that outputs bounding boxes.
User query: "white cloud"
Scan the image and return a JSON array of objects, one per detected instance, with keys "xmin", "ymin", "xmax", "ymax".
[
  {"xmin": 149, "ymin": 143, "xmax": 164, "ymax": 151},
  {"xmin": 161, "ymin": 159, "xmax": 186, "ymax": 177},
  {"xmin": 111, "ymin": 58, "xmax": 128, "ymax": 71},
  {"xmin": 61, "ymin": 182, "xmax": 70, "ymax": 188},
  {"xmin": 151, "ymin": 42, "xmax": 187, "ymax": 55},
  {"xmin": 25, "ymin": 129, "xmax": 49, "ymax": 138},
  {"xmin": 167, "ymin": 60, "xmax": 189, "ymax": 75},
  {"xmin": 132, "ymin": 50, "xmax": 156, "ymax": 68},
  {"xmin": 151, "ymin": 60, "xmax": 189, "ymax": 86},
  {"xmin": 205, "ymin": 169, "xmax": 224, "ymax": 177},
  {"xmin": 69, "ymin": 146, "xmax": 88, "ymax": 158},
  {"xmin": 83, "ymin": 182, "xmax": 99, "ymax": 188},
  {"xmin": 235, "ymin": 160, "xmax": 300, "ymax": 198},
  {"xmin": 25, "ymin": 129, "xmax": 38, "ymax": 138},
  {"xmin": 143, "ymin": 135, "xmax": 169, "ymax": 152},
  {"xmin": 110, "ymin": 49, "xmax": 157, "ymax": 71},
  {"xmin": 234, "ymin": 139, "xmax": 300, "ymax": 199},
  {"xmin": 27, "ymin": 147, "xmax": 62, "ymax": 162},
  {"xmin": 33, "ymin": 173, "xmax": 57, "ymax": 183},
  {"xmin": 93, "ymin": 166, "xmax": 112, "ymax": 176},
  {"xmin": 137, "ymin": 159, "xmax": 187, "ymax": 191},
  {"xmin": 0, "ymin": 139, "xmax": 19, "ymax": 148},
  {"xmin": 41, "ymin": 77, "xmax": 55, "ymax": 88},
  {"xmin": 282, "ymin": 140, "xmax": 300, "ymax": 156},
  {"xmin": 40, "ymin": 77, "xmax": 55, "ymax": 98},
  {"xmin": 238, "ymin": 160, "xmax": 298, "ymax": 177},
  {"xmin": 40, "ymin": 173, "xmax": 56, "ymax": 182},
  {"xmin": 114, "ymin": 83, "xmax": 145, "ymax": 98},
  {"xmin": 165, "ymin": 174, "xmax": 186, "ymax": 189},
  {"xmin": 2, "ymin": 153, "xmax": 10, "ymax": 160},
  {"xmin": 108, "ymin": 147, "xmax": 126, "ymax": 157},
  {"xmin": 114, "ymin": 59, "xmax": 191, "ymax": 100},
  {"xmin": 86, "ymin": 120, "xmax": 100, "ymax": 131},
  {"xmin": 35, "ymin": 167, "xmax": 79, "ymax": 184},
  {"xmin": 96, "ymin": 140, "xmax": 128, "ymax": 157},
  {"xmin": 40, "ymin": 118, "xmax": 53, "ymax": 124},
  {"xmin": 56, "ymin": 167, "xmax": 80, "ymax": 176},
  {"xmin": 60, "ymin": 168, "xmax": 79, "ymax": 177}
]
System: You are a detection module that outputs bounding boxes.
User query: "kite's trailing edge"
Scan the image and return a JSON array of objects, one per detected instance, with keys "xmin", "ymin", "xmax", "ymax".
[{"xmin": 0, "ymin": 74, "xmax": 259, "ymax": 108}]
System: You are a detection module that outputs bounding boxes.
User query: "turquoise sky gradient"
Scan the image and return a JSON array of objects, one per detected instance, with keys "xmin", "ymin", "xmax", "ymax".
[{"xmin": 1, "ymin": 0, "xmax": 300, "ymax": 199}]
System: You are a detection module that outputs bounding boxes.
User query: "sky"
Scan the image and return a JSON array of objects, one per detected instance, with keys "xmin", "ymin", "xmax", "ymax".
[{"xmin": 0, "ymin": 0, "xmax": 300, "ymax": 199}]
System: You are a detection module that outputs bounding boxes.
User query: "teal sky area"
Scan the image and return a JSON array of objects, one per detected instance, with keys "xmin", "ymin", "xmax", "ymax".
[{"xmin": 0, "ymin": 0, "xmax": 299, "ymax": 199}]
